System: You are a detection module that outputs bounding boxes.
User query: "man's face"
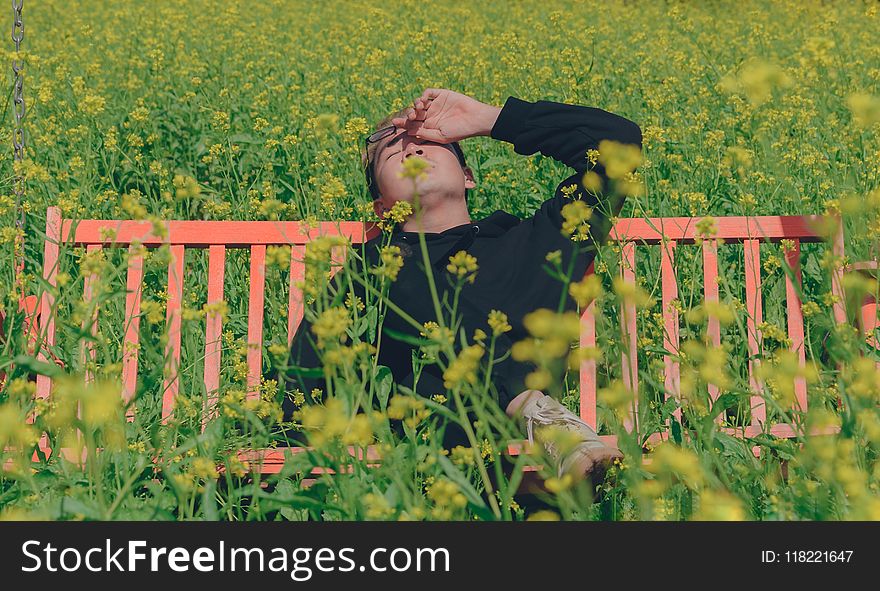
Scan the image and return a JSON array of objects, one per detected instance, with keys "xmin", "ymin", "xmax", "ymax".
[{"xmin": 371, "ymin": 129, "xmax": 475, "ymax": 214}]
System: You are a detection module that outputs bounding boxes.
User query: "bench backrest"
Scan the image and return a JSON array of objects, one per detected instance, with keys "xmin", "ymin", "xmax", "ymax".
[
  {"xmin": 34, "ymin": 207, "xmax": 845, "ymax": 440},
  {"xmin": 581, "ymin": 216, "xmax": 845, "ymax": 440}
]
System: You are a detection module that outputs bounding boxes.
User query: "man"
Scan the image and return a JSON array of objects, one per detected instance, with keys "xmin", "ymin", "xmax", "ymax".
[{"xmin": 284, "ymin": 88, "xmax": 642, "ymax": 481}]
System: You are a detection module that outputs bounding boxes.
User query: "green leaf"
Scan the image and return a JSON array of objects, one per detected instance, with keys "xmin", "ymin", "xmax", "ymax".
[
  {"xmin": 53, "ymin": 496, "xmax": 103, "ymax": 520},
  {"xmin": 670, "ymin": 418, "xmax": 683, "ymax": 444},
  {"xmin": 642, "ymin": 345, "xmax": 674, "ymax": 357},
  {"xmin": 375, "ymin": 366, "xmax": 393, "ymax": 411},
  {"xmin": 382, "ymin": 327, "xmax": 429, "ymax": 347},
  {"xmin": 707, "ymin": 392, "xmax": 741, "ymax": 423},
  {"xmin": 284, "ymin": 364, "xmax": 326, "ymax": 378},
  {"xmin": 12, "ymin": 354, "xmax": 66, "ymax": 378},
  {"xmin": 366, "ymin": 306, "xmax": 379, "ymax": 343},
  {"xmin": 202, "ymin": 480, "xmax": 219, "ymax": 520},
  {"xmin": 435, "ymin": 453, "xmax": 489, "ymax": 513}
]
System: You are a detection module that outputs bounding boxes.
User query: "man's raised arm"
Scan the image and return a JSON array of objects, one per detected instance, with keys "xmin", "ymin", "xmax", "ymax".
[
  {"xmin": 489, "ymin": 97, "xmax": 642, "ymax": 247},
  {"xmin": 488, "ymin": 96, "xmax": 642, "ymax": 178}
]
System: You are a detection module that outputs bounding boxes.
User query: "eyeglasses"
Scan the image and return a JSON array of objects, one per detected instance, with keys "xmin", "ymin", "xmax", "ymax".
[
  {"xmin": 362, "ymin": 126, "xmax": 468, "ymax": 200},
  {"xmin": 365, "ymin": 125, "xmax": 398, "ymax": 147}
]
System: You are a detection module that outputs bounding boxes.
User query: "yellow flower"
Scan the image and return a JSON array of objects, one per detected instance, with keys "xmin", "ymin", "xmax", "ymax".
[
  {"xmin": 173, "ymin": 174, "xmax": 201, "ymax": 200},
  {"xmin": 314, "ymin": 113, "xmax": 339, "ymax": 132},
  {"xmin": 645, "ymin": 443, "xmax": 705, "ymax": 491},
  {"xmin": 266, "ymin": 245, "xmax": 291, "ymax": 268},
  {"xmin": 387, "ymin": 395, "xmax": 430, "ymax": 428},
  {"xmin": 598, "ymin": 380, "xmax": 635, "ymax": 417},
  {"xmin": 612, "ymin": 277, "xmax": 654, "ymax": 308},
  {"xmin": 80, "ymin": 379, "xmax": 124, "ymax": 428},
  {"xmin": 450, "ymin": 446, "xmax": 476, "ymax": 466},
  {"xmin": 443, "ymin": 344, "xmax": 485, "ymax": 389},
  {"xmin": 692, "ymin": 490, "xmax": 747, "ymax": 521},
  {"xmin": 0, "ymin": 403, "xmax": 39, "ymax": 448},
  {"xmin": 560, "ymin": 200, "xmax": 592, "ymax": 241},
  {"xmin": 398, "ymin": 155, "xmax": 430, "ymax": 180},
  {"xmin": 846, "ymin": 93, "xmax": 880, "ymax": 129},
  {"xmin": 446, "ymin": 251, "xmax": 479, "ymax": 283},
  {"xmin": 363, "ymin": 493, "xmax": 395, "ymax": 520},
  {"xmin": 310, "ymin": 307, "xmax": 351, "ymax": 349},
  {"xmin": 372, "ymin": 245, "xmax": 404, "ymax": 281},
  {"xmin": 596, "ymin": 139, "xmax": 643, "ymax": 179},
  {"xmin": 343, "ymin": 117, "xmax": 370, "ymax": 145},
  {"xmin": 569, "ymin": 274, "xmax": 603, "ymax": 307},
  {"xmin": 526, "ymin": 510, "xmax": 560, "ymax": 521},
  {"xmin": 717, "ymin": 58, "xmax": 793, "ymax": 106},
  {"xmin": 545, "ymin": 474, "xmax": 574, "ymax": 493},
  {"xmin": 191, "ymin": 457, "xmax": 219, "ymax": 480},
  {"xmin": 487, "ymin": 310, "xmax": 511, "ymax": 335},
  {"xmin": 695, "ymin": 216, "xmax": 718, "ymax": 240},
  {"xmin": 386, "ymin": 201, "xmax": 413, "ymax": 224}
]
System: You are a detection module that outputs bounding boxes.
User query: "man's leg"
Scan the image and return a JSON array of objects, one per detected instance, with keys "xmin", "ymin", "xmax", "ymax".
[{"xmin": 505, "ymin": 390, "xmax": 623, "ymax": 480}]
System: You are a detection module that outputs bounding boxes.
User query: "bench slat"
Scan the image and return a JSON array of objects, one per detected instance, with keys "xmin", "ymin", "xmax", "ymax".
[
  {"xmin": 620, "ymin": 242, "xmax": 638, "ymax": 432},
  {"xmin": 784, "ymin": 240, "xmax": 808, "ymax": 412},
  {"xmin": 702, "ymin": 239, "xmax": 723, "ymax": 423},
  {"xmin": 580, "ymin": 262, "xmax": 597, "ymax": 428},
  {"xmin": 831, "ymin": 219, "xmax": 847, "ymax": 324},
  {"xmin": 34, "ymin": 207, "xmax": 62, "ymax": 458},
  {"xmin": 287, "ymin": 245, "xmax": 305, "ymax": 347},
  {"xmin": 610, "ymin": 215, "xmax": 827, "ymax": 244},
  {"xmin": 62, "ymin": 219, "xmax": 376, "ymax": 247},
  {"xmin": 204, "ymin": 245, "xmax": 226, "ymax": 429},
  {"xmin": 163, "ymin": 245, "xmax": 185, "ymax": 423},
  {"xmin": 81, "ymin": 244, "xmax": 101, "ymax": 385},
  {"xmin": 247, "ymin": 245, "xmax": 266, "ymax": 400},
  {"xmin": 744, "ymin": 239, "xmax": 765, "ymax": 427},
  {"xmin": 122, "ymin": 246, "xmax": 144, "ymax": 419},
  {"xmin": 661, "ymin": 240, "xmax": 681, "ymax": 424}
]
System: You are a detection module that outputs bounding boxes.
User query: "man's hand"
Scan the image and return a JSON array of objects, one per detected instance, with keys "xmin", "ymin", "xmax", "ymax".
[{"xmin": 391, "ymin": 88, "xmax": 501, "ymax": 144}]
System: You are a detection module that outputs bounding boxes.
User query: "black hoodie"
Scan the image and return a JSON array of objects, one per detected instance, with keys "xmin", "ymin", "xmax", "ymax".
[{"xmin": 282, "ymin": 96, "xmax": 642, "ymax": 426}]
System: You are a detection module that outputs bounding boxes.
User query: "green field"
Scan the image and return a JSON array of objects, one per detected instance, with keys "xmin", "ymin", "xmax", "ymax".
[{"xmin": 1, "ymin": 0, "xmax": 880, "ymax": 520}]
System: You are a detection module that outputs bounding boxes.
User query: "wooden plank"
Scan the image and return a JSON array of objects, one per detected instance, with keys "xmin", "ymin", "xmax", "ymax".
[
  {"xmin": 122, "ymin": 245, "xmax": 144, "ymax": 420},
  {"xmin": 784, "ymin": 240, "xmax": 807, "ymax": 413},
  {"xmin": 203, "ymin": 245, "xmax": 226, "ymax": 430},
  {"xmin": 63, "ymin": 220, "xmax": 379, "ymax": 247},
  {"xmin": 702, "ymin": 239, "xmax": 723, "ymax": 423},
  {"xmin": 744, "ymin": 239, "xmax": 765, "ymax": 427},
  {"xmin": 620, "ymin": 242, "xmax": 638, "ymax": 433},
  {"xmin": 81, "ymin": 244, "xmax": 101, "ymax": 385},
  {"xmin": 35, "ymin": 206, "xmax": 62, "ymax": 458},
  {"xmin": 830, "ymin": 216, "xmax": 847, "ymax": 325},
  {"xmin": 287, "ymin": 245, "xmax": 305, "ymax": 346},
  {"xmin": 579, "ymin": 262, "xmax": 597, "ymax": 429},
  {"xmin": 162, "ymin": 245, "xmax": 185, "ymax": 423},
  {"xmin": 661, "ymin": 240, "xmax": 681, "ymax": 423},
  {"xmin": 609, "ymin": 215, "xmax": 828, "ymax": 244},
  {"xmin": 63, "ymin": 216, "xmax": 829, "ymax": 247},
  {"xmin": 247, "ymin": 245, "xmax": 266, "ymax": 400}
]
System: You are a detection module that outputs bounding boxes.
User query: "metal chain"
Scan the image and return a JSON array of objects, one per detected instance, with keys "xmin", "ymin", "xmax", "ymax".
[{"xmin": 11, "ymin": 0, "xmax": 25, "ymax": 294}]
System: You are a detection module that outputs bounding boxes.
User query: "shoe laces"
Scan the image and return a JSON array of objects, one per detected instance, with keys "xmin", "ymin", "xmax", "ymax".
[{"xmin": 524, "ymin": 397, "xmax": 597, "ymax": 442}]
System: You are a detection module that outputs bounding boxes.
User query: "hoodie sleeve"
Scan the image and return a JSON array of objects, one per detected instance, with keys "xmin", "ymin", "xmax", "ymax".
[{"xmin": 489, "ymin": 96, "xmax": 642, "ymax": 248}]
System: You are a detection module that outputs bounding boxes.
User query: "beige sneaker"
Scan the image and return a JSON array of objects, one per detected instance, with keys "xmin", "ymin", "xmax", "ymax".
[{"xmin": 518, "ymin": 393, "xmax": 623, "ymax": 481}]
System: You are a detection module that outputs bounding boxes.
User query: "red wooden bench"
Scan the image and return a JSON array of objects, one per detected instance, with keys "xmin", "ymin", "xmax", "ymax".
[{"xmin": 13, "ymin": 207, "xmax": 848, "ymax": 472}]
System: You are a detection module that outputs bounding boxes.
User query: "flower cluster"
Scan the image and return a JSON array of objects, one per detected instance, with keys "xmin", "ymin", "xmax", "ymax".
[
  {"xmin": 443, "ymin": 344, "xmax": 485, "ymax": 389},
  {"xmin": 446, "ymin": 250, "xmax": 478, "ymax": 283}
]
